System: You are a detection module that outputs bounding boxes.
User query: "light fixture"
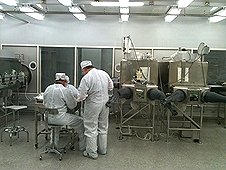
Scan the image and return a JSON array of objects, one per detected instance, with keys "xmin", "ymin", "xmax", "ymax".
[
  {"xmin": 57, "ymin": 0, "xmax": 72, "ymax": 7},
  {"xmin": 121, "ymin": 14, "xmax": 129, "ymax": 22},
  {"xmin": 120, "ymin": 7, "xmax": 129, "ymax": 14},
  {"xmin": 208, "ymin": 8, "xmax": 226, "ymax": 23},
  {"xmin": 215, "ymin": 8, "xmax": 226, "ymax": 16},
  {"xmin": 90, "ymin": 1, "xmax": 144, "ymax": 7},
  {"xmin": 91, "ymin": 2, "xmax": 119, "ymax": 7},
  {"xmin": 128, "ymin": 2, "xmax": 144, "ymax": 7},
  {"xmin": 210, "ymin": 7, "xmax": 218, "ymax": 12},
  {"xmin": 36, "ymin": 4, "xmax": 43, "ymax": 9},
  {"xmin": 0, "ymin": 12, "xmax": 5, "ymax": 20},
  {"xmin": 165, "ymin": 15, "xmax": 177, "ymax": 22},
  {"xmin": 119, "ymin": 0, "xmax": 129, "ymax": 8},
  {"xmin": 19, "ymin": 6, "xmax": 45, "ymax": 20},
  {"xmin": 0, "ymin": 0, "xmax": 18, "ymax": 6},
  {"xmin": 72, "ymin": 13, "xmax": 86, "ymax": 20},
  {"xmin": 69, "ymin": 6, "xmax": 82, "ymax": 13},
  {"xmin": 68, "ymin": 6, "xmax": 86, "ymax": 20},
  {"xmin": 177, "ymin": 0, "xmax": 194, "ymax": 8},
  {"xmin": 164, "ymin": 7, "xmax": 181, "ymax": 22}
]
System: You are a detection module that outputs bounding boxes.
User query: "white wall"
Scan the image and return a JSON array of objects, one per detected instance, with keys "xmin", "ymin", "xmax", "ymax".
[{"xmin": 0, "ymin": 14, "xmax": 226, "ymax": 48}]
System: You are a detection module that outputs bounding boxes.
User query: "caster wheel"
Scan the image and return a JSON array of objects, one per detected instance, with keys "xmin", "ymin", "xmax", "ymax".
[
  {"xmin": 193, "ymin": 139, "xmax": 200, "ymax": 143},
  {"xmin": 59, "ymin": 158, "xmax": 62, "ymax": 161},
  {"xmin": 39, "ymin": 156, "xmax": 42, "ymax": 160},
  {"xmin": 70, "ymin": 145, "xmax": 75, "ymax": 151},
  {"xmin": 35, "ymin": 144, "xmax": 38, "ymax": 148}
]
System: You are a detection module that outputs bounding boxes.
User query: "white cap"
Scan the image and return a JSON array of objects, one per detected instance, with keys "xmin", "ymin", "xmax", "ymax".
[
  {"xmin": 55, "ymin": 73, "xmax": 66, "ymax": 80},
  {"xmin": 65, "ymin": 75, "xmax": 70, "ymax": 83},
  {"xmin": 80, "ymin": 60, "xmax": 92, "ymax": 69}
]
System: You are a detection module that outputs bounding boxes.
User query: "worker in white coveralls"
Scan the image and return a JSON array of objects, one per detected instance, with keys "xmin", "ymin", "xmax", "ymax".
[
  {"xmin": 43, "ymin": 73, "xmax": 85, "ymax": 151},
  {"xmin": 77, "ymin": 61, "xmax": 113, "ymax": 159}
]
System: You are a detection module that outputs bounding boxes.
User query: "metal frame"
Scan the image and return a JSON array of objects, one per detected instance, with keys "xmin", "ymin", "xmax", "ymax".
[
  {"xmin": 119, "ymin": 99, "xmax": 156, "ymax": 141},
  {"xmin": 166, "ymin": 103, "xmax": 204, "ymax": 143}
]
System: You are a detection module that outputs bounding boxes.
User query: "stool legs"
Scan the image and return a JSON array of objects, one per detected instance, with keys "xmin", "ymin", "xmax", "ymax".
[
  {"xmin": 40, "ymin": 127, "xmax": 63, "ymax": 161},
  {"xmin": 1, "ymin": 109, "xmax": 29, "ymax": 146},
  {"xmin": 1, "ymin": 125, "xmax": 29, "ymax": 146}
]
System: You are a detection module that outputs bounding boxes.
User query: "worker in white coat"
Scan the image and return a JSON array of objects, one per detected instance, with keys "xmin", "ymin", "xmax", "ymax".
[
  {"xmin": 43, "ymin": 73, "xmax": 85, "ymax": 150},
  {"xmin": 77, "ymin": 61, "xmax": 114, "ymax": 159}
]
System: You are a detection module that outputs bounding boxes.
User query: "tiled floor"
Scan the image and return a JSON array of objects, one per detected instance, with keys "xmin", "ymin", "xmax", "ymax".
[{"xmin": 0, "ymin": 112, "xmax": 226, "ymax": 170}]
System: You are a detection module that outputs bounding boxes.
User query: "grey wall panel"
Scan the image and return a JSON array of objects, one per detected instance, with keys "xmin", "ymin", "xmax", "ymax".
[{"xmin": 0, "ymin": 15, "xmax": 226, "ymax": 48}]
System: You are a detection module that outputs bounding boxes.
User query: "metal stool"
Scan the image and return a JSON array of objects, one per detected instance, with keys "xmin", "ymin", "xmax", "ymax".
[
  {"xmin": 39, "ymin": 108, "xmax": 65, "ymax": 161},
  {"xmin": 1, "ymin": 105, "xmax": 29, "ymax": 146}
]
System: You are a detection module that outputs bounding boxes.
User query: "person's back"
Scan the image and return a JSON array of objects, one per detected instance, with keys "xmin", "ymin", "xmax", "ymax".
[
  {"xmin": 77, "ymin": 61, "xmax": 113, "ymax": 160},
  {"xmin": 81, "ymin": 68, "xmax": 111, "ymax": 103},
  {"xmin": 44, "ymin": 83, "xmax": 68, "ymax": 114},
  {"xmin": 43, "ymin": 73, "xmax": 85, "ymax": 150}
]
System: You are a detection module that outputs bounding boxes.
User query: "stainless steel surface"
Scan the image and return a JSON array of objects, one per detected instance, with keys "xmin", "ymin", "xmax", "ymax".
[
  {"xmin": 168, "ymin": 61, "xmax": 208, "ymax": 87},
  {"xmin": 120, "ymin": 59, "xmax": 158, "ymax": 85}
]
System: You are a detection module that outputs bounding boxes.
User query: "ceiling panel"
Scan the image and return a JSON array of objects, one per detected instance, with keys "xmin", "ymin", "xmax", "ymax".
[{"xmin": 0, "ymin": 0, "xmax": 226, "ymax": 22}]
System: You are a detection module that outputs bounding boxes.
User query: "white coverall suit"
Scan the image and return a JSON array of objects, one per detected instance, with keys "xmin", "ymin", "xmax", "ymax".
[
  {"xmin": 43, "ymin": 83, "xmax": 85, "ymax": 150},
  {"xmin": 78, "ymin": 68, "xmax": 113, "ymax": 157}
]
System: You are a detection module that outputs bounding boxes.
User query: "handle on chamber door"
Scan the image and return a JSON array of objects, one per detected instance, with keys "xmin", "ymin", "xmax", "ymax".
[
  {"xmin": 29, "ymin": 61, "xmax": 37, "ymax": 71},
  {"xmin": 114, "ymin": 63, "xmax": 120, "ymax": 73}
]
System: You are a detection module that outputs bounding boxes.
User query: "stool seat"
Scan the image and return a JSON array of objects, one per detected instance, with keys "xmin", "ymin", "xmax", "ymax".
[
  {"xmin": 1, "ymin": 105, "xmax": 29, "ymax": 146},
  {"xmin": 3, "ymin": 105, "xmax": 27, "ymax": 110}
]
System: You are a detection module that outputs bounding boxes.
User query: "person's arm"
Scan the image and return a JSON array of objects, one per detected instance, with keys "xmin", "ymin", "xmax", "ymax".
[
  {"xmin": 77, "ymin": 77, "xmax": 89, "ymax": 101},
  {"xmin": 63, "ymin": 88, "xmax": 77, "ymax": 110},
  {"xmin": 108, "ymin": 75, "xmax": 114, "ymax": 91}
]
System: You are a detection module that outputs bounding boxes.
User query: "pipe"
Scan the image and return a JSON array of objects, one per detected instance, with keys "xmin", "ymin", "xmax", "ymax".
[
  {"xmin": 118, "ymin": 87, "xmax": 133, "ymax": 99},
  {"xmin": 201, "ymin": 90, "xmax": 226, "ymax": 103},
  {"xmin": 147, "ymin": 88, "xmax": 166, "ymax": 100},
  {"xmin": 162, "ymin": 89, "xmax": 187, "ymax": 105}
]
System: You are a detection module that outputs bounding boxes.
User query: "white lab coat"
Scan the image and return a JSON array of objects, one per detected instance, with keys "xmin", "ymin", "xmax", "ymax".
[
  {"xmin": 78, "ymin": 68, "xmax": 113, "ymax": 156},
  {"xmin": 66, "ymin": 84, "xmax": 79, "ymax": 98},
  {"xmin": 43, "ymin": 83, "xmax": 85, "ymax": 150}
]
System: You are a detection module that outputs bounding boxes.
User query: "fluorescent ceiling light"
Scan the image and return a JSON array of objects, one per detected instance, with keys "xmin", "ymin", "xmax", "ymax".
[
  {"xmin": 119, "ymin": 0, "xmax": 129, "ymax": 8},
  {"xmin": 128, "ymin": 2, "xmax": 144, "ymax": 7},
  {"xmin": 73, "ymin": 13, "xmax": 86, "ymax": 20},
  {"xmin": 58, "ymin": 0, "xmax": 72, "ymax": 7},
  {"xmin": 91, "ymin": 2, "xmax": 119, "ymax": 7},
  {"xmin": 19, "ymin": 6, "xmax": 45, "ymax": 20},
  {"xmin": 120, "ymin": 7, "xmax": 129, "ymax": 14},
  {"xmin": 121, "ymin": 14, "xmax": 129, "ymax": 22},
  {"xmin": 69, "ymin": 6, "xmax": 82, "ymax": 13},
  {"xmin": 36, "ymin": 4, "xmax": 43, "ymax": 9},
  {"xmin": 208, "ymin": 16, "xmax": 226, "ymax": 23},
  {"xmin": 208, "ymin": 8, "xmax": 226, "ymax": 23},
  {"xmin": 210, "ymin": 7, "xmax": 218, "ymax": 12},
  {"xmin": 165, "ymin": 15, "xmax": 178, "ymax": 22},
  {"xmin": 177, "ymin": 0, "xmax": 194, "ymax": 8},
  {"xmin": 215, "ymin": 8, "xmax": 226, "ymax": 16},
  {"xmin": 26, "ymin": 13, "xmax": 45, "ymax": 20},
  {"xmin": 0, "ymin": 0, "xmax": 18, "ymax": 6},
  {"xmin": 0, "ymin": 13, "xmax": 5, "ymax": 20},
  {"xmin": 164, "ymin": 7, "xmax": 181, "ymax": 22},
  {"xmin": 69, "ymin": 6, "xmax": 86, "ymax": 20},
  {"xmin": 168, "ymin": 8, "xmax": 181, "ymax": 15},
  {"xmin": 91, "ymin": 1, "xmax": 144, "ymax": 7}
]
